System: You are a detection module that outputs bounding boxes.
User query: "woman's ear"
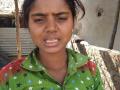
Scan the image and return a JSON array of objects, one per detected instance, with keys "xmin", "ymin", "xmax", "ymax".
[
  {"xmin": 72, "ymin": 19, "xmax": 76, "ymax": 32},
  {"xmin": 74, "ymin": 17, "xmax": 82, "ymax": 36},
  {"xmin": 72, "ymin": 19, "xmax": 78, "ymax": 34}
]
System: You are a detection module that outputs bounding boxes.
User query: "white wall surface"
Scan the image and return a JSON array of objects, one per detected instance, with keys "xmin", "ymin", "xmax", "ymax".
[{"xmin": 76, "ymin": 0, "xmax": 119, "ymax": 50}]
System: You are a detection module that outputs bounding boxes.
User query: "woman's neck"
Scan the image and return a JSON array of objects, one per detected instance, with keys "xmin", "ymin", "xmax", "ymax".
[
  {"xmin": 38, "ymin": 49, "xmax": 68, "ymax": 84},
  {"xmin": 38, "ymin": 49, "xmax": 68, "ymax": 71}
]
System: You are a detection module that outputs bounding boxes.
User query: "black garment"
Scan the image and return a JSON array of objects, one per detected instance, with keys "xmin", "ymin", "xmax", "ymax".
[{"xmin": 0, "ymin": 54, "xmax": 10, "ymax": 68}]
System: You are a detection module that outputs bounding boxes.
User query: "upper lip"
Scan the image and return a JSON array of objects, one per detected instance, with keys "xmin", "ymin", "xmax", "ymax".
[{"xmin": 44, "ymin": 35, "xmax": 61, "ymax": 41}]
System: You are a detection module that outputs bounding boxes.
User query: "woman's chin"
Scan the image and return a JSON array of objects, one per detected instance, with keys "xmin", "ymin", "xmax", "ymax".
[{"xmin": 40, "ymin": 46, "xmax": 66, "ymax": 54}]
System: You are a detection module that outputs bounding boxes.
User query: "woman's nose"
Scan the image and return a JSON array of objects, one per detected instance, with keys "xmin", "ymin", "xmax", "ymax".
[{"xmin": 45, "ymin": 18, "xmax": 57, "ymax": 33}]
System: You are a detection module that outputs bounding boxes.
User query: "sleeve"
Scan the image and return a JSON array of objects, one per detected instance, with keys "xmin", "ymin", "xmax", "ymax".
[
  {"xmin": 93, "ymin": 67, "xmax": 104, "ymax": 90},
  {"xmin": 85, "ymin": 60, "xmax": 104, "ymax": 90},
  {"xmin": 0, "ymin": 64, "xmax": 12, "ymax": 90},
  {"xmin": 0, "ymin": 57, "xmax": 25, "ymax": 90}
]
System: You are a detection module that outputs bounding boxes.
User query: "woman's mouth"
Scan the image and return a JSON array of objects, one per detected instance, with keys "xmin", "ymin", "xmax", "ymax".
[{"xmin": 44, "ymin": 39, "xmax": 59, "ymax": 47}]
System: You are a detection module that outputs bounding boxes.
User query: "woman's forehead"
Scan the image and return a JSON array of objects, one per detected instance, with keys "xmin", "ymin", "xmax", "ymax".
[
  {"xmin": 33, "ymin": 0, "xmax": 68, "ymax": 6},
  {"xmin": 30, "ymin": 0, "xmax": 70, "ymax": 12}
]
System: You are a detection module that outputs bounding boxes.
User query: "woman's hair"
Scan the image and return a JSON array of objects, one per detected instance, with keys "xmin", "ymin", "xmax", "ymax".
[{"xmin": 22, "ymin": 0, "xmax": 85, "ymax": 27}]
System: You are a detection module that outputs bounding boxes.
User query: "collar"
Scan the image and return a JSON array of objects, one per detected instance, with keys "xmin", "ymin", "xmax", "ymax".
[
  {"xmin": 67, "ymin": 49, "xmax": 89, "ymax": 75},
  {"xmin": 21, "ymin": 49, "xmax": 45, "ymax": 71},
  {"xmin": 21, "ymin": 48, "xmax": 89, "ymax": 74}
]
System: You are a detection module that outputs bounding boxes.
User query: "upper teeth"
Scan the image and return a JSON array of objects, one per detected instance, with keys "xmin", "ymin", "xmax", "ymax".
[{"xmin": 46, "ymin": 39, "xmax": 58, "ymax": 43}]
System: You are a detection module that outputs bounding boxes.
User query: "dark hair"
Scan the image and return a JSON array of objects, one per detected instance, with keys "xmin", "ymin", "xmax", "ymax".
[{"xmin": 22, "ymin": 0, "xmax": 85, "ymax": 27}]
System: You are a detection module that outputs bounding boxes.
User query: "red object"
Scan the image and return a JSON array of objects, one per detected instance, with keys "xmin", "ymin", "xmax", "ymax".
[
  {"xmin": 0, "ymin": 57, "xmax": 26, "ymax": 84},
  {"xmin": 85, "ymin": 60, "xmax": 96, "ymax": 75}
]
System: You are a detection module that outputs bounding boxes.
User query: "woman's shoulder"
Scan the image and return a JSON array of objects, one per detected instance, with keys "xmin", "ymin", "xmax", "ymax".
[
  {"xmin": 68, "ymin": 48, "xmax": 97, "ymax": 76},
  {"xmin": 0, "ymin": 57, "xmax": 26, "ymax": 84},
  {"xmin": 79, "ymin": 60, "xmax": 97, "ymax": 76}
]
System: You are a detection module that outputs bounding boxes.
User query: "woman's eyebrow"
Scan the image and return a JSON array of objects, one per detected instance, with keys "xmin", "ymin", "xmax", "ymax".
[
  {"xmin": 31, "ymin": 13, "xmax": 46, "ymax": 17},
  {"xmin": 55, "ymin": 12, "xmax": 69, "ymax": 16},
  {"xmin": 31, "ymin": 12, "xmax": 69, "ymax": 17}
]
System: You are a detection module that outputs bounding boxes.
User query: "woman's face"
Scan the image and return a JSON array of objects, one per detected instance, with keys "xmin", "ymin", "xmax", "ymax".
[{"xmin": 28, "ymin": 0, "xmax": 74, "ymax": 54}]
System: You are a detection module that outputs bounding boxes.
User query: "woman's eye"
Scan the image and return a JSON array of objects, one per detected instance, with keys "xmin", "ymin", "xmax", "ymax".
[
  {"xmin": 34, "ymin": 18, "xmax": 45, "ymax": 23},
  {"xmin": 57, "ymin": 17, "xmax": 67, "ymax": 21}
]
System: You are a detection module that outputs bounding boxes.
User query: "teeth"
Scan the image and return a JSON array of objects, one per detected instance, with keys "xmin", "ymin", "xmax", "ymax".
[{"xmin": 46, "ymin": 39, "xmax": 58, "ymax": 43}]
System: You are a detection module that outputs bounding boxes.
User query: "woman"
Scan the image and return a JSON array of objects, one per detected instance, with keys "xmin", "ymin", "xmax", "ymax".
[{"xmin": 0, "ymin": 0, "xmax": 103, "ymax": 89}]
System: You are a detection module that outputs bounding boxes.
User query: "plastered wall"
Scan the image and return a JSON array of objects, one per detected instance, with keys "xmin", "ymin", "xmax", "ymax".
[{"xmin": 76, "ymin": 0, "xmax": 120, "ymax": 50}]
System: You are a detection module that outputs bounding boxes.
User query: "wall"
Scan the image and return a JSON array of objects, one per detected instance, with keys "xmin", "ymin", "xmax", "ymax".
[{"xmin": 76, "ymin": 0, "xmax": 120, "ymax": 50}]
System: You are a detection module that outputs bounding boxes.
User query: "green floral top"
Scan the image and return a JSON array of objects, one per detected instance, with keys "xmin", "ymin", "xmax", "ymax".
[{"xmin": 0, "ymin": 49, "xmax": 103, "ymax": 90}]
